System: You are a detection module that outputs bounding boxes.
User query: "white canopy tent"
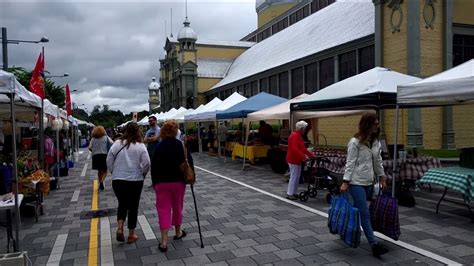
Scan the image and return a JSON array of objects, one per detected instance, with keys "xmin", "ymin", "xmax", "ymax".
[
  {"xmin": 183, "ymin": 104, "xmax": 205, "ymax": 121},
  {"xmin": 390, "ymin": 59, "xmax": 474, "ymax": 196},
  {"xmin": 398, "ymin": 59, "xmax": 474, "ymax": 106},
  {"xmin": 158, "ymin": 108, "xmax": 178, "ymax": 122},
  {"xmin": 184, "ymin": 97, "xmax": 222, "ymax": 121},
  {"xmin": 194, "ymin": 92, "xmax": 247, "ymax": 121},
  {"xmin": 0, "ymin": 70, "xmax": 47, "ymax": 251},
  {"xmin": 137, "ymin": 116, "xmax": 149, "ymax": 126},
  {"xmin": 248, "ymin": 94, "xmax": 368, "ymax": 122},
  {"xmin": 164, "ymin": 107, "xmax": 188, "ymax": 121},
  {"xmin": 291, "ymin": 67, "xmax": 422, "ymax": 112},
  {"xmin": 168, "ymin": 108, "xmax": 194, "ymax": 122}
]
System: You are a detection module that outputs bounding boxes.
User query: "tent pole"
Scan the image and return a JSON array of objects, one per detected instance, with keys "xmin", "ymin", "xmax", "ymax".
[
  {"xmin": 197, "ymin": 122, "xmax": 202, "ymax": 154},
  {"xmin": 10, "ymin": 93, "xmax": 21, "ymax": 251},
  {"xmin": 391, "ymin": 105, "xmax": 400, "ymax": 197},
  {"xmin": 56, "ymin": 112, "xmax": 60, "ymax": 179},
  {"xmin": 40, "ymin": 100, "xmax": 44, "ymax": 170},
  {"xmin": 243, "ymin": 121, "xmax": 250, "ymax": 170},
  {"xmin": 216, "ymin": 119, "xmax": 220, "ymax": 160}
]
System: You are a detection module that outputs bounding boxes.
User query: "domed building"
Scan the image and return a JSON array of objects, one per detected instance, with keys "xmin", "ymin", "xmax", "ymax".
[
  {"xmin": 159, "ymin": 16, "xmax": 254, "ymax": 111},
  {"xmin": 148, "ymin": 77, "xmax": 160, "ymax": 112},
  {"xmin": 159, "ymin": 0, "xmax": 474, "ymax": 149}
]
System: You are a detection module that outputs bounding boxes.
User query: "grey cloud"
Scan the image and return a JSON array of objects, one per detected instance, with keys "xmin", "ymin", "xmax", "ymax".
[{"xmin": 2, "ymin": 1, "xmax": 256, "ymax": 113}]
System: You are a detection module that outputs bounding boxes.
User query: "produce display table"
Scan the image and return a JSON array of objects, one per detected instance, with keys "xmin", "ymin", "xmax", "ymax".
[
  {"xmin": 231, "ymin": 143, "xmax": 270, "ymax": 164},
  {"xmin": 0, "ymin": 194, "xmax": 24, "ymax": 252}
]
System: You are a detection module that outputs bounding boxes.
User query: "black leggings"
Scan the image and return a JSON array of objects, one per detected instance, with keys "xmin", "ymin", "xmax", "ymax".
[{"xmin": 112, "ymin": 180, "xmax": 144, "ymax": 229}]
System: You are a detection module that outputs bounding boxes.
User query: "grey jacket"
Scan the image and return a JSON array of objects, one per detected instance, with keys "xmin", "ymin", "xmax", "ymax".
[{"xmin": 342, "ymin": 137, "xmax": 384, "ymax": 186}]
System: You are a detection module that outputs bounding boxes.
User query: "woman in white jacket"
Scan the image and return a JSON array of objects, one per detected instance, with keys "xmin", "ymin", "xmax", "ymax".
[
  {"xmin": 107, "ymin": 123, "xmax": 150, "ymax": 244},
  {"xmin": 340, "ymin": 113, "xmax": 388, "ymax": 257}
]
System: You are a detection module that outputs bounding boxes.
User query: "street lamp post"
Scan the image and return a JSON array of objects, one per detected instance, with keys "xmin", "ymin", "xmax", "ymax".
[
  {"xmin": 0, "ymin": 27, "xmax": 49, "ymax": 252},
  {"xmin": 1, "ymin": 27, "xmax": 49, "ymax": 70}
]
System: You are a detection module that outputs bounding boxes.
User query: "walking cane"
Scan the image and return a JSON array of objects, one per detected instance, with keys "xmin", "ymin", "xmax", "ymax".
[{"xmin": 190, "ymin": 184, "xmax": 204, "ymax": 248}]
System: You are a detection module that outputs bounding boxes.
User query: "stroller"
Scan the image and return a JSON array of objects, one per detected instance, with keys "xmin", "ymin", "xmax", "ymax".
[{"xmin": 299, "ymin": 156, "xmax": 340, "ymax": 203}]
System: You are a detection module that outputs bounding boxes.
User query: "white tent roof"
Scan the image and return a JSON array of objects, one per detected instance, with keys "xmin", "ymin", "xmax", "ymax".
[
  {"xmin": 44, "ymin": 99, "xmax": 59, "ymax": 117},
  {"xmin": 292, "ymin": 67, "xmax": 421, "ymax": 111},
  {"xmin": 248, "ymin": 94, "xmax": 367, "ymax": 121},
  {"xmin": 158, "ymin": 108, "xmax": 178, "ymax": 121},
  {"xmin": 183, "ymin": 104, "xmax": 204, "ymax": 120},
  {"xmin": 397, "ymin": 59, "xmax": 474, "ymax": 106},
  {"xmin": 184, "ymin": 97, "xmax": 223, "ymax": 121},
  {"xmin": 168, "ymin": 108, "xmax": 194, "ymax": 122},
  {"xmin": 0, "ymin": 70, "xmax": 42, "ymax": 108},
  {"xmin": 159, "ymin": 106, "xmax": 187, "ymax": 121},
  {"xmin": 137, "ymin": 116, "xmax": 149, "ymax": 126},
  {"xmin": 165, "ymin": 107, "xmax": 189, "ymax": 120},
  {"xmin": 194, "ymin": 92, "xmax": 247, "ymax": 121},
  {"xmin": 210, "ymin": 0, "xmax": 374, "ymax": 90}
]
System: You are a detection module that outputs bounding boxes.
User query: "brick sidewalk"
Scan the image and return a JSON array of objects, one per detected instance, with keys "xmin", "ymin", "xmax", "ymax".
[{"xmin": 0, "ymin": 150, "xmax": 470, "ymax": 265}]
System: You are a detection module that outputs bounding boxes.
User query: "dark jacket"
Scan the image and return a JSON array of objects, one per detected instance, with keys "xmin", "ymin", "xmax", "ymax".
[{"xmin": 151, "ymin": 138, "xmax": 194, "ymax": 185}]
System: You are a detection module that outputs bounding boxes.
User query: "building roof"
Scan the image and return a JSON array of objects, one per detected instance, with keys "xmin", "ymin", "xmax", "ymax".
[
  {"xmin": 169, "ymin": 37, "xmax": 255, "ymax": 48},
  {"xmin": 210, "ymin": 0, "xmax": 374, "ymax": 91},
  {"xmin": 197, "ymin": 58, "xmax": 234, "ymax": 78}
]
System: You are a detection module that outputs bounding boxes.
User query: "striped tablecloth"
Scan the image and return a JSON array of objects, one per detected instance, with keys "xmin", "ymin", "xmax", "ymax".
[
  {"xmin": 320, "ymin": 156, "xmax": 441, "ymax": 181},
  {"xmin": 417, "ymin": 166, "xmax": 474, "ymax": 203}
]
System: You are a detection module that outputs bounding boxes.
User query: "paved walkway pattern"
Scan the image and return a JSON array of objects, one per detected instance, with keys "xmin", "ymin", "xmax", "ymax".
[{"xmin": 1, "ymin": 150, "xmax": 474, "ymax": 265}]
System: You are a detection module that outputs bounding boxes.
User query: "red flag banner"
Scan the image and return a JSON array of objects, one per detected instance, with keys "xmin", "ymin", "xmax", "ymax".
[
  {"xmin": 65, "ymin": 84, "xmax": 72, "ymax": 116},
  {"xmin": 29, "ymin": 52, "xmax": 45, "ymax": 99}
]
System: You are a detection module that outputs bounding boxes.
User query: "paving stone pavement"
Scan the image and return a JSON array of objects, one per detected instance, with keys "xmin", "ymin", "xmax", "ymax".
[{"xmin": 0, "ymin": 150, "xmax": 471, "ymax": 265}]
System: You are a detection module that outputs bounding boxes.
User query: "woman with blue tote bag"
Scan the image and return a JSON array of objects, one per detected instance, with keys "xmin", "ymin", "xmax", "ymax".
[{"xmin": 340, "ymin": 113, "xmax": 389, "ymax": 257}]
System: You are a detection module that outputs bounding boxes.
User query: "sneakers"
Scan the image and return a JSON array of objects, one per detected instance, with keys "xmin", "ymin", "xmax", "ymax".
[
  {"xmin": 286, "ymin": 195, "xmax": 298, "ymax": 200},
  {"xmin": 99, "ymin": 182, "xmax": 104, "ymax": 191},
  {"xmin": 372, "ymin": 243, "xmax": 389, "ymax": 257}
]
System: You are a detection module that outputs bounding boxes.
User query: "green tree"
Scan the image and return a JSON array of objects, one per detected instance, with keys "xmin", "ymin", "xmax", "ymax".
[
  {"xmin": 8, "ymin": 66, "xmax": 65, "ymax": 107},
  {"xmin": 72, "ymin": 108, "xmax": 89, "ymax": 122}
]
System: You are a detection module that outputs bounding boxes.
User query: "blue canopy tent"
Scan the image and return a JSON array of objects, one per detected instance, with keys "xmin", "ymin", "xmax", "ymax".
[
  {"xmin": 216, "ymin": 92, "xmax": 286, "ymax": 119},
  {"xmin": 216, "ymin": 92, "xmax": 286, "ymax": 168}
]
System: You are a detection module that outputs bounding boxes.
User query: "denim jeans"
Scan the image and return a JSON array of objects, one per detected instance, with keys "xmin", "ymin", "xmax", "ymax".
[{"xmin": 349, "ymin": 184, "xmax": 377, "ymax": 246}]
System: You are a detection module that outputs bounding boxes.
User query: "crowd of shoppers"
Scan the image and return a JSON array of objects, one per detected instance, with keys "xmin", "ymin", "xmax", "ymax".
[
  {"xmin": 88, "ymin": 113, "xmax": 390, "ymax": 257},
  {"xmin": 90, "ymin": 120, "xmax": 191, "ymax": 251}
]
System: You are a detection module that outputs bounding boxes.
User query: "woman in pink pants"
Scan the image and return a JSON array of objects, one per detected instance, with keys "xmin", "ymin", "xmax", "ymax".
[{"xmin": 151, "ymin": 120, "xmax": 193, "ymax": 252}]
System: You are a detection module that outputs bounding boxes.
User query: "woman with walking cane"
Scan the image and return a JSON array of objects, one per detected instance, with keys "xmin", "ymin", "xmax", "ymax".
[
  {"xmin": 340, "ymin": 113, "xmax": 388, "ymax": 257},
  {"xmin": 151, "ymin": 120, "xmax": 200, "ymax": 252}
]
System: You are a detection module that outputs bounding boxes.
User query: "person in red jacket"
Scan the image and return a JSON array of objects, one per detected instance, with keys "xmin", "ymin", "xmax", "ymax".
[{"xmin": 286, "ymin": 121, "xmax": 315, "ymax": 200}]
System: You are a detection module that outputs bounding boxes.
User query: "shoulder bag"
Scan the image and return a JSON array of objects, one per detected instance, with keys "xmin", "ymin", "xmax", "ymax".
[
  {"xmin": 179, "ymin": 143, "xmax": 195, "ymax": 184},
  {"xmin": 112, "ymin": 142, "xmax": 129, "ymax": 165}
]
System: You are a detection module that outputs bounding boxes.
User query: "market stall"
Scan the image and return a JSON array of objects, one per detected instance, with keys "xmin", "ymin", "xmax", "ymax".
[
  {"xmin": 0, "ymin": 70, "xmax": 44, "ymax": 251},
  {"xmin": 291, "ymin": 67, "xmax": 422, "ymax": 196},
  {"xmin": 397, "ymin": 59, "xmax": 474, "ymax": 216},
  {"xmin": 216, "ymin": 92, "xmax": 287, "ymax": 166},
  {"xmin": 185, "ymin": 98, "xmax": 223, "ymax": 153},
  {"xmin": 247, "ymin": 93, "xmax": 369, "ymax": 170}
]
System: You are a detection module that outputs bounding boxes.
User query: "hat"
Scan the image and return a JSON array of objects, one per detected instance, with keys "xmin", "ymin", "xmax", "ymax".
[{"xmin": 295, "ymin": 121, "xmax": 308, "ymax": 130}]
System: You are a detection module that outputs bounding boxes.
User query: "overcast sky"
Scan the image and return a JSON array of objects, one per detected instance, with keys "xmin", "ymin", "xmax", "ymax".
[{"xmin": 1, "ymin": 0, "xmax": 256, "ymax": 114}]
